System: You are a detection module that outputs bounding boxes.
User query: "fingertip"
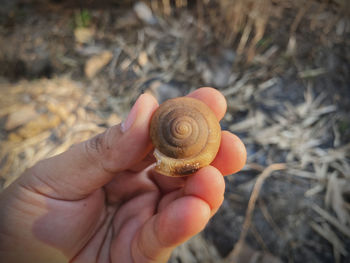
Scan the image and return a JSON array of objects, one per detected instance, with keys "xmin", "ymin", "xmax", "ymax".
[
  {"xmin": 211, "ymin": 131, "xmax": 247, "ymax": 175},
  {"xmin": 133, "ymin": 196, "xmax": 211, "ymax": 262},
  {"xmin": 141, "ymin": 92, "xmax": 159, "ymax": 106},
  {"xmin": 134, "ymin": 93, "xmax": 159, "ymax": 125},
  {"xmin": 187, "ymin": 87, "xmax": 227, "ymax": 120},
  {"xmin": 103, "ymin": 93, "xmax": 159, "ymax": 172},
  {"xmin": 184, "ymin": 166, "xmax": 225, "ymax": 211},
  {"xmin": 157, "ymin": 196, "xmax": 211, "ymax": 246},
  {"xmin": 121, "ymin": 93, "xmax": 158, "ymax": 133},
  {"xmin": 123, "ymin": 92, "xmax": 159, "ymax": 142}
]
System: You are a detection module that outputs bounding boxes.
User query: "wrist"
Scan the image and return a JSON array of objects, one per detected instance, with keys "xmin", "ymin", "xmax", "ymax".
[{"xmin": 0, "ymin": 182, "xmax": 68, "ymax": 263}]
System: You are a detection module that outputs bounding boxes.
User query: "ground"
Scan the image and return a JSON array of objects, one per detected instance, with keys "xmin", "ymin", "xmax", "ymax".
[{"xmin": 0, "ymin": 1, "xmax": 349, "ymax": 262}]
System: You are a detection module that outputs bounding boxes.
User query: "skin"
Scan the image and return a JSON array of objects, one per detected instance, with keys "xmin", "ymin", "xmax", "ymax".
[{"xmin": 0, "ymin": 88, "xmax": 246, "ymax": 263}]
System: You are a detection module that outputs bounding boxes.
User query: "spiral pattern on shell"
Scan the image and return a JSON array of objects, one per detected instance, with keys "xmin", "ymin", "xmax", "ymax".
[{"xmin": 150, "ymin": 97, "xmax": 221, "ymax": 177}]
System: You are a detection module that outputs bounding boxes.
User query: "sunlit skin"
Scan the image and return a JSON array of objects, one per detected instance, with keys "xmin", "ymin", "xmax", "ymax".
[{"xmin": 0, "ymin": 88, "xmax": 246, "ymax": 263}]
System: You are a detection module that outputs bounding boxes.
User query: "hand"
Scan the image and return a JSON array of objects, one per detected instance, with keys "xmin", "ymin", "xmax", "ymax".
[{"xmin": 0, "ymin": 88, "xmax": 246, "ymax": 263}]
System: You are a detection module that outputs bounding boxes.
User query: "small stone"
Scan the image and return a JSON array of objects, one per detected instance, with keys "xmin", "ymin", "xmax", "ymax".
[
  {"xmin": 16, "ymin": 114, "xmax": 61, "ymax": 139},
  {"xmin": 138, "ymin": 51, "xmax": 148, "ymax": 67},
  {"xmin": 85, "ymin": 51, "xmax": 113, "ymax": 79},
  {"xmin": 107, "ymin": 113, "xmax": 122, "ymax": 127},
  {"xmin": 5, "ymin": 105, "xmax": 38, "ymax": 130},
  {"xmin": 144, "ymin": 80, "xmax": 182, "ymax": 103},
  {"xmin": 133, "ymin": 2, "xmax": 157, "ymax": 25},
  {"xmin": 74, "ymin": 27, "xmax": 94, "ymax": 44}
]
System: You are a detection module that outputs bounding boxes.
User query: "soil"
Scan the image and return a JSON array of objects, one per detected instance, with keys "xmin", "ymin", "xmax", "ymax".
[{"xmin": 0, "ymin": 1, "xmax": 349, "ymax": 262}]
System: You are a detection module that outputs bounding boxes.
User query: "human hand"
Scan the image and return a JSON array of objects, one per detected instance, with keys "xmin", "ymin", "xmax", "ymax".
[{"xmin": 0, "ymin": 88, "xmax": 246, "ymax": 263}]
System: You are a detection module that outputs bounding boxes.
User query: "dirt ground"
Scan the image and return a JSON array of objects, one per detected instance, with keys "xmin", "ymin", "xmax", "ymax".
[{"xmin": 0, "ymin": 1, "xmax": 349, "ymax": 262}]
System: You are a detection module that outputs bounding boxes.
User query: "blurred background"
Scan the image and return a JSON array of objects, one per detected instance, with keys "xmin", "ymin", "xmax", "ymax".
[{"xmin": 0, "ymin": 0, "xmax": 349, "ymax": 262}]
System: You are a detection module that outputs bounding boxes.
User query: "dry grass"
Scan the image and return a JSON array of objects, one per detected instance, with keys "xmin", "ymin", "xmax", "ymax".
[
  {"xmin": 0, "ymin": 78, "xmax": 107, "ymax": 187},
  {"xmin": 227, "ymin": 163, "xmax": 287, "ymax": 262},
  {"xmin": 146, "ymin": 0, "xmax": 349, "ymax": 62},
  {"xmin": 0, "ymin": 0, "xmax": 349, "ymax": 262}
]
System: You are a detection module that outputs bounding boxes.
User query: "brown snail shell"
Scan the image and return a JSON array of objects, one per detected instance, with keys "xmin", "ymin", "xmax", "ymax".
[{"xmin": 150, "ymin": 97, "xmax": 221, "ymax": 177}]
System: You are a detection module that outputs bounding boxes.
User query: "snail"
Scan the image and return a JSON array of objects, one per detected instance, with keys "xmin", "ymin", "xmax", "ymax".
[{"xmin": 150, "ymin": 97, "xmax": 221, "ymax": 177}]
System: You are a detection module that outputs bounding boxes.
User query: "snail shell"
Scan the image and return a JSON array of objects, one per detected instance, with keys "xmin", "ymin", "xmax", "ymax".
[{"xmin": 150, "ymin": 97, "xmax": 221, "ymax": 177}]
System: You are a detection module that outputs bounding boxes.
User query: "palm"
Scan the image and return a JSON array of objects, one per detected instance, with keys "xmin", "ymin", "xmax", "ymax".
[
  {"xmin": 0, "ymin": 88, "xmax": 246, "ymax": 263},
  {"xmin": 60, "ymin": 168, "xmax": 184, "ymax": 262}
]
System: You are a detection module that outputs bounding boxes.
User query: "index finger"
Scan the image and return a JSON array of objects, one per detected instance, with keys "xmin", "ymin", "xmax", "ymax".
[{"xmin": 187, "ymin": 87, "xmax": 227, "ymax": 121}]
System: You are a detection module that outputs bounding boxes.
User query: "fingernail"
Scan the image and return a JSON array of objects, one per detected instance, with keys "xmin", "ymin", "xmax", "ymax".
[{"xmin": 121, "ymin": 96, "xmax": 141, "ymax": 132}]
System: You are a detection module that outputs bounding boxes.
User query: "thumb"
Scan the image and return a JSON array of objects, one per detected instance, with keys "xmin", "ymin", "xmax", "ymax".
[{"xmin": 20, "ymin": 94, "xmax": 159, "ymax": 200}]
